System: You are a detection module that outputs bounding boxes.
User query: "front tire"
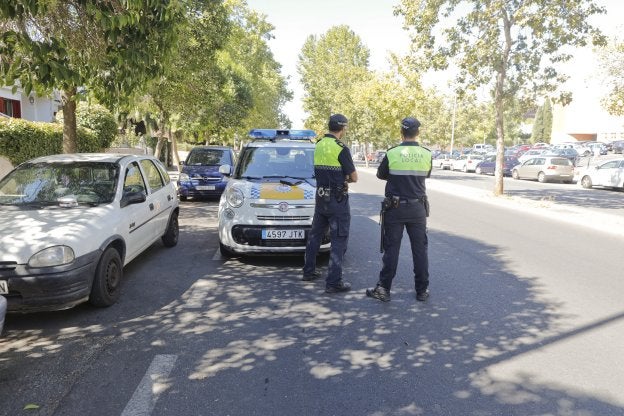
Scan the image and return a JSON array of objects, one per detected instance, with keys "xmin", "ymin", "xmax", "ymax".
[
  {"xmin": 475, "ymin": 166, "xmax": 482, "ymax": 175},
  {"xmin": 581, "ymin": 175, "xmax": 593, "ymax": 189},
  {"xmin": 462, "ymin": 164, "xmax": 468, "ymax": 173},
  {"xmin": 89, "ymin": 247, "xmax": 123, "ymax": 307},
  {"xmin": 162, "ymin": 212, "xmax": 179, "ymax": 247},
  {"xmin": 512, "ymin": 169, "xmax": 519, "ymax": 180},
  {"xmin": 219, "ymin": 242, "xmax": 234, "ymax": 258},
  {"xmin": 537, "ymin": 172, "xmax": 546, "ymax": 183}
]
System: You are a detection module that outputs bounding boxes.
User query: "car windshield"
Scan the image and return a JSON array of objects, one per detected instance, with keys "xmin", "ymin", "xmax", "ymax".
[
  {"xmin": 235, "ymin": 146, "xmax": 315, "ymax": 180},
  {"xmin": 186, "ymin": 149, "xmax": 230, "ymax": 166},
  {"xmin": 0, "ymin": 162, "xmax": 119, "ymax": 206}
]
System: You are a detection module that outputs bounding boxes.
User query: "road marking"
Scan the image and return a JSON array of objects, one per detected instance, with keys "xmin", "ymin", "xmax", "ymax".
[{"xmin": 121, "ymin": 354, "xmax": 177, "ymax": 416}]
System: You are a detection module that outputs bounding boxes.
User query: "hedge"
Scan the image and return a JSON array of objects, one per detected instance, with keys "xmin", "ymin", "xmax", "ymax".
[{"xmin": 0, "ymin": 118, "xmax": 99, "ymax": 166}]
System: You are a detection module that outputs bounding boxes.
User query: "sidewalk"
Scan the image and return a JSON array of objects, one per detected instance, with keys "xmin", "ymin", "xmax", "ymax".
[{"xmin": 358, "ymin": 166, "xmax": 624, "ymax": 238}]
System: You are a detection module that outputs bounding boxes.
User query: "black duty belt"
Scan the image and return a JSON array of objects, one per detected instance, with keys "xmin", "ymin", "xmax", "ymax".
[{"xmin": 399, "ymin": 197, "xmax": 425, "ymax": 204}]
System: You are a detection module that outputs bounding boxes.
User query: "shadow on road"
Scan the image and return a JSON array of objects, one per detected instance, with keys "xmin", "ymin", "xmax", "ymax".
[{"xmin": 1, "ymin": 195, "xmax": 623, "ymax": 415}]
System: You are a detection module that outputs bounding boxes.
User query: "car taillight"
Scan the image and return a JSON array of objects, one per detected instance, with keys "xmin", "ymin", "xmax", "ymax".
[{"xmin": 547, "ymin": 165, "xmax": 557, "ymax": 170}]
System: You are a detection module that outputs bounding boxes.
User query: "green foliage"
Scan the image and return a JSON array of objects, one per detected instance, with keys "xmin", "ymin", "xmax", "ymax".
[
  {"xmin": 530, "ymin": 98, "xmax": 553, "ymax": 143},
  {"xmin": 0, "ymin": 118, "xmax": 99, "ymax": 165},
  {"xmin": 598, "ymin": 39, "xmax": 624, "ymax": 115},
  {"xmin": 56, "ymin": 102, "xmax": 117, "ymax": 149},
  {"xmin": 396, "ymin": 0, "xmax": 605, "ymax": 194},
  {"xmin": 298, "ymin": 25, "xmax": 372, "ymax": 134},
  {"xmin": 0, "ymin": 0, "xmax": 185, "ymax": 152}
]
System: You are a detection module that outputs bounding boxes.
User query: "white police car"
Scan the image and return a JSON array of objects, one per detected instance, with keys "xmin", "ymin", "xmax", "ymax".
[
  {"xmin": 0, "ymin": 153, "xmax": 179, "ymax": 312},
  {"xmin": 217, "ymin": 129, "xmax": 330, "ymax": 257}
]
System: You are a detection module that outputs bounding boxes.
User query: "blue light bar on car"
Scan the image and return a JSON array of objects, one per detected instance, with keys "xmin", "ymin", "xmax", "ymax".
[{"xmin": 248, "ymin": 129, "xmax": 317, "ymax": 140}]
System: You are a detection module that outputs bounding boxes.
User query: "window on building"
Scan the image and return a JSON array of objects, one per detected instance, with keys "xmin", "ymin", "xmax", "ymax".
[{"xmin": 0, "ymin": 98, "xmax": 21, "ymax": 118}]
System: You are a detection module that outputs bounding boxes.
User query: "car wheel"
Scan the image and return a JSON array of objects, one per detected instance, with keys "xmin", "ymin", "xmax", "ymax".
[
  {"xmin": 476, "ymin": 167, "xmax": 482, "ymax": 175},
  {"xmin": 581, "ymin": 175, "xmax": 593, "ymax": 189},
  {"xmin": 89, "ymin": 247, "xmax": 123, "ymax": 307},
  {"xmin": 161, "ymin": 211, "xmax": 179, "ymax": 247},
  {"xmin": 219, "ymin": 242, "xmax": 234, "ymax": 258},
  {"xmin": 512, "ymin": 169, "xmax": 519, "ymax": 180},
  {"xmin": 537, "ymin": 172, "xmax": 546, "ymax": 183},
  {"xmin": 462, "ymin": 164, "xmax": 468, "ymax": 173}
]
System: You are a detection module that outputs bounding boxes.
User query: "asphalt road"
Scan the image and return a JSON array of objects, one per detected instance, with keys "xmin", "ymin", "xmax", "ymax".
[{"xmin": 1, "ymin": 169, "xmax": 623, "ymax": 416}]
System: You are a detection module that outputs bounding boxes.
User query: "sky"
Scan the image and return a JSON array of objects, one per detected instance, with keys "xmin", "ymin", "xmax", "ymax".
[{"xmin": 247, "ymin": 0, "xmax": 624, "ymax": 130}]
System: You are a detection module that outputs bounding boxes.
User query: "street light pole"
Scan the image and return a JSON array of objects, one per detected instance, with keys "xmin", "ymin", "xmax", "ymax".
[{"xmin": 450, "ymin": 93, "xmax": 457, "ymax": 155}]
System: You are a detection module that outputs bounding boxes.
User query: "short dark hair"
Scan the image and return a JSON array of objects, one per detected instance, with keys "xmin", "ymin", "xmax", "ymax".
[
  {"xmin": 328, "ymin": 113, "xmax": 348, "ymax": 132},
  {"xmin": 401, "ymin": 117, "xmax": 420, "ymax": 138}
]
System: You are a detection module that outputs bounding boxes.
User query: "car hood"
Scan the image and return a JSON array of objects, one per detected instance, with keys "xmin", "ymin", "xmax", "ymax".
[
  {"xmin": 232, "ymin": 179, "xmax": 316, "ymax": 201},
  {"xmin": 0, "ymin": 206, "xmax": 113, "ymax": 263},
  {"xmin": 182, "ymin": 165, "xmax": 222, "ymax": 178}
]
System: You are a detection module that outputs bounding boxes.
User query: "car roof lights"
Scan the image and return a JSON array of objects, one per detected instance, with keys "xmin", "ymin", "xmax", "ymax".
[{"xmin": 248, "ymin": 129, "xmax": 317, "ymax": 141}]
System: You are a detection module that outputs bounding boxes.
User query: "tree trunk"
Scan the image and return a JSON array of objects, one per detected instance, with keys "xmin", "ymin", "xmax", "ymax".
[
  {"xmin": 61, "ymin": 87, "xmax": 78, "ymax": 154},
  {"xmin": 171, "ymin": 129, "xmax": 181, "ymax": 168},
  {"xmin": 494, "ymin": 8, "xmax": 513, "ymax": 197}
]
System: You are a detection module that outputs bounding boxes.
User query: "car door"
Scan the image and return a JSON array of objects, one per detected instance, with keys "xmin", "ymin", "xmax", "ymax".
[
  {"xmin": 594, "ymin": 160, "xmax": 621, "ymax": 187},
  {"xmin": 121, "ymin": 161, "xmax": 154, "ymax": 262},
  {"xmin": 518, "ymin": 158, "xmax": 534, "ymax": 179},
  {"xmin": 139, "ymin": 158, "xmax": 175, "ymax": 240}
]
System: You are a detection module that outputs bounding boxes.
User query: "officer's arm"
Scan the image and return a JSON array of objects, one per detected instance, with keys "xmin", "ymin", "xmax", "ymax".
[{"xmin": 377, "ymin": 156, "xmax": 389, "ymax": 180}]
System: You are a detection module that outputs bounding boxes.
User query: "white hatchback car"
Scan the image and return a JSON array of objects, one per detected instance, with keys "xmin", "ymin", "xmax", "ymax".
[
  {"xmin": 218, "ymin": 129, "xmax": 330, "ymax": 257},
  {"xmin": 0, "ymin": 153, "xmax": 179, "ymax": 312}
]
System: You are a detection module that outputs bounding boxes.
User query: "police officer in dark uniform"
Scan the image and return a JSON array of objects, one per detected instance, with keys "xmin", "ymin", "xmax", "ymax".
[
  {"xmin": 302, "ymin": 114, "xmax": 358, "ymax": 293},
  {"xmin": 366, "ymin": 117, "xmax": 432, "ymax": 302}
]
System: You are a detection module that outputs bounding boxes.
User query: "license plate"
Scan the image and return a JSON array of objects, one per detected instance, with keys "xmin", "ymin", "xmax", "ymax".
[
  {"xmin": 262, "ymin": 229, "xmax": 305, "ymax": 239},
  {"xmin": 196, "ymin": 185, "xmax": 216, "ymax": 191},
  {"xmin": 0, "ymin": 280, "xmax": 7, "ymax": 295}
]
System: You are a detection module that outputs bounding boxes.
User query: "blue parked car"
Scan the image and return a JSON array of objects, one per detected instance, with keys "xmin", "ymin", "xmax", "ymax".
[
  {"xmin": 178, "ymin": 146, "xmax": 236, "ymax": 200},
  {"xmin": 475, "ymin": 155, "xmax": 519, "ymax": 176}
]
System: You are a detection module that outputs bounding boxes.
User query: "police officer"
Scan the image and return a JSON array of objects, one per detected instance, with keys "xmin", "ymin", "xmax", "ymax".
[
  {"xmin": 302, "ymin": 114, "xmax": 358, "ymax": 293},
  {"xmin": 366, "ymin": 117, "xmax": 432, "ymax": 302}
]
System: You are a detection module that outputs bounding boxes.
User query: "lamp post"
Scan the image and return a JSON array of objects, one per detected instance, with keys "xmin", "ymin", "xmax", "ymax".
[{"xmin": 450, "ymin": 93, "xmax": 457, "ymax": 155}]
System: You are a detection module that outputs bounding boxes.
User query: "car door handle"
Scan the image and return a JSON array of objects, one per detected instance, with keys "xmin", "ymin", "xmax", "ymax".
[{"xmin": 149, "ymin": 203, "xmax": 154, "ymax": 211}]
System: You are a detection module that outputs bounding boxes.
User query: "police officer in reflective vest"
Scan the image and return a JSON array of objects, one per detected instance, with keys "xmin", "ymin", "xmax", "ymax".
[
  {"xmin": 366, "ymin": 117, "xmax": 432, "ymax": 302},
  {"xmin": 303, "ymin": 113, "xmax": 358, "ymax": 293}
]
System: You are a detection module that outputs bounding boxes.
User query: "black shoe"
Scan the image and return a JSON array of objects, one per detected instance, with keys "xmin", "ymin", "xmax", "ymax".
[
  {"xmin": 302, "ymin": 271, "xmax": 321, "ymax": 281},
  {"xmin": 366, "ymin": 285, "xmax": 390, "ymax": 302},
  {"xmin": 325, "ymin": 281, "xmax": 351, "ymax": 293},
  {"xmin": 416, "ymin": 289, "xmax": 430, "ymax": 302}
]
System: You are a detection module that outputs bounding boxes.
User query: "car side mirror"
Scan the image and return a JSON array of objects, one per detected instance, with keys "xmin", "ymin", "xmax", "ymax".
[
  {"xmin": 219, "ymin": 164, "xmax": 232, "ymax": 176},
  {"xmin": 179, "ymin": 161, "xmax": 185, "ymax": 166},
  {"xmin": 120, "ymin": 191, "xmax": 147, "ymax": 208}
]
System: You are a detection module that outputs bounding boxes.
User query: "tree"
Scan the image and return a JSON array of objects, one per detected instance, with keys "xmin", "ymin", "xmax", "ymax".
[
  {"xmin": 396, "ymin": 0, "xmax": 605, "ymax": 195},
  {"xmin": 0, "ymin": 1, "xmax": 183, "ymax": 153},
  {"xmin": 530, "ymin": 98, "xmax": 553, "ymax": 144},
  {"xmin": 598, "ymin": 38, "xmax": 624, "ymax": 115},
  {"xmin": 298, "ymin": 25, "xmax": 372, "ymax": 134}
]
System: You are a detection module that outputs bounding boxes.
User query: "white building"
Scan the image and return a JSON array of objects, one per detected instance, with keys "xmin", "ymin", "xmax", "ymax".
[{"xmin": 0, "ymin": 85, "xmax": 62, "ymax": 122}]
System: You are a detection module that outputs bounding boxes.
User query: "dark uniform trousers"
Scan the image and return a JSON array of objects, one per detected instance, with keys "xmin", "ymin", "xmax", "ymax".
[
  {"xmin": 379, "ymin": 199, "xmax": 429, "ymax": 292},
  {"xmin": 303, "ymin": 194, "xmax": 350, "ymax": 287}
]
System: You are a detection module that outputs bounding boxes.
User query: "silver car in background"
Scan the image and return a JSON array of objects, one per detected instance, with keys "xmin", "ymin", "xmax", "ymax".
[{"xmin": 512, "ymin": 156, "xmax": 574, "ymax": 183}]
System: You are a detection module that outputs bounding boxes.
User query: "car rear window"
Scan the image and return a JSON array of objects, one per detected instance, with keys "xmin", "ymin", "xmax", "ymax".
[
  {"xmin": 187, "ymin": 149, "xmax": 230, "ymax": 166},
  {"xmin": 551, "ymin": 158, "xmax": 571, "ymax": 166}
]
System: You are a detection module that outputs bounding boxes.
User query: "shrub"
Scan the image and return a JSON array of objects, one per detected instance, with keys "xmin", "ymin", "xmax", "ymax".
[
  {"xmin": 0, "ymin": 118, "xmax": 98, "ymax": 165},
  {"xmin": 56, "ymin": 102, "xmax": 118, "ymax": 149}
]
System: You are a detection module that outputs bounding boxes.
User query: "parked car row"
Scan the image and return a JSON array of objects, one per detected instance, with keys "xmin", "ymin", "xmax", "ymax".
[{"xmin": 435, "ymin": 150, "xmax": 624, "ymax": 189}]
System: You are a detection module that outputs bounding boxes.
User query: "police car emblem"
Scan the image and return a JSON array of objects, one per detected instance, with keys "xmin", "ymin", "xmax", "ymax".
[
  {"xmin": 276, "ymin": 184, "xmax": 291, "ymax": 193},
  {"xmin": 278, "ymin": 201, "xmax": 289, "ymax": 212}
]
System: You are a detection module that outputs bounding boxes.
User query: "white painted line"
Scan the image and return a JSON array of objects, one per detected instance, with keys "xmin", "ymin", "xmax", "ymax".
[{"xmin": 121, "ymin": 354, "xmax": 178, "ymax": 416}]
